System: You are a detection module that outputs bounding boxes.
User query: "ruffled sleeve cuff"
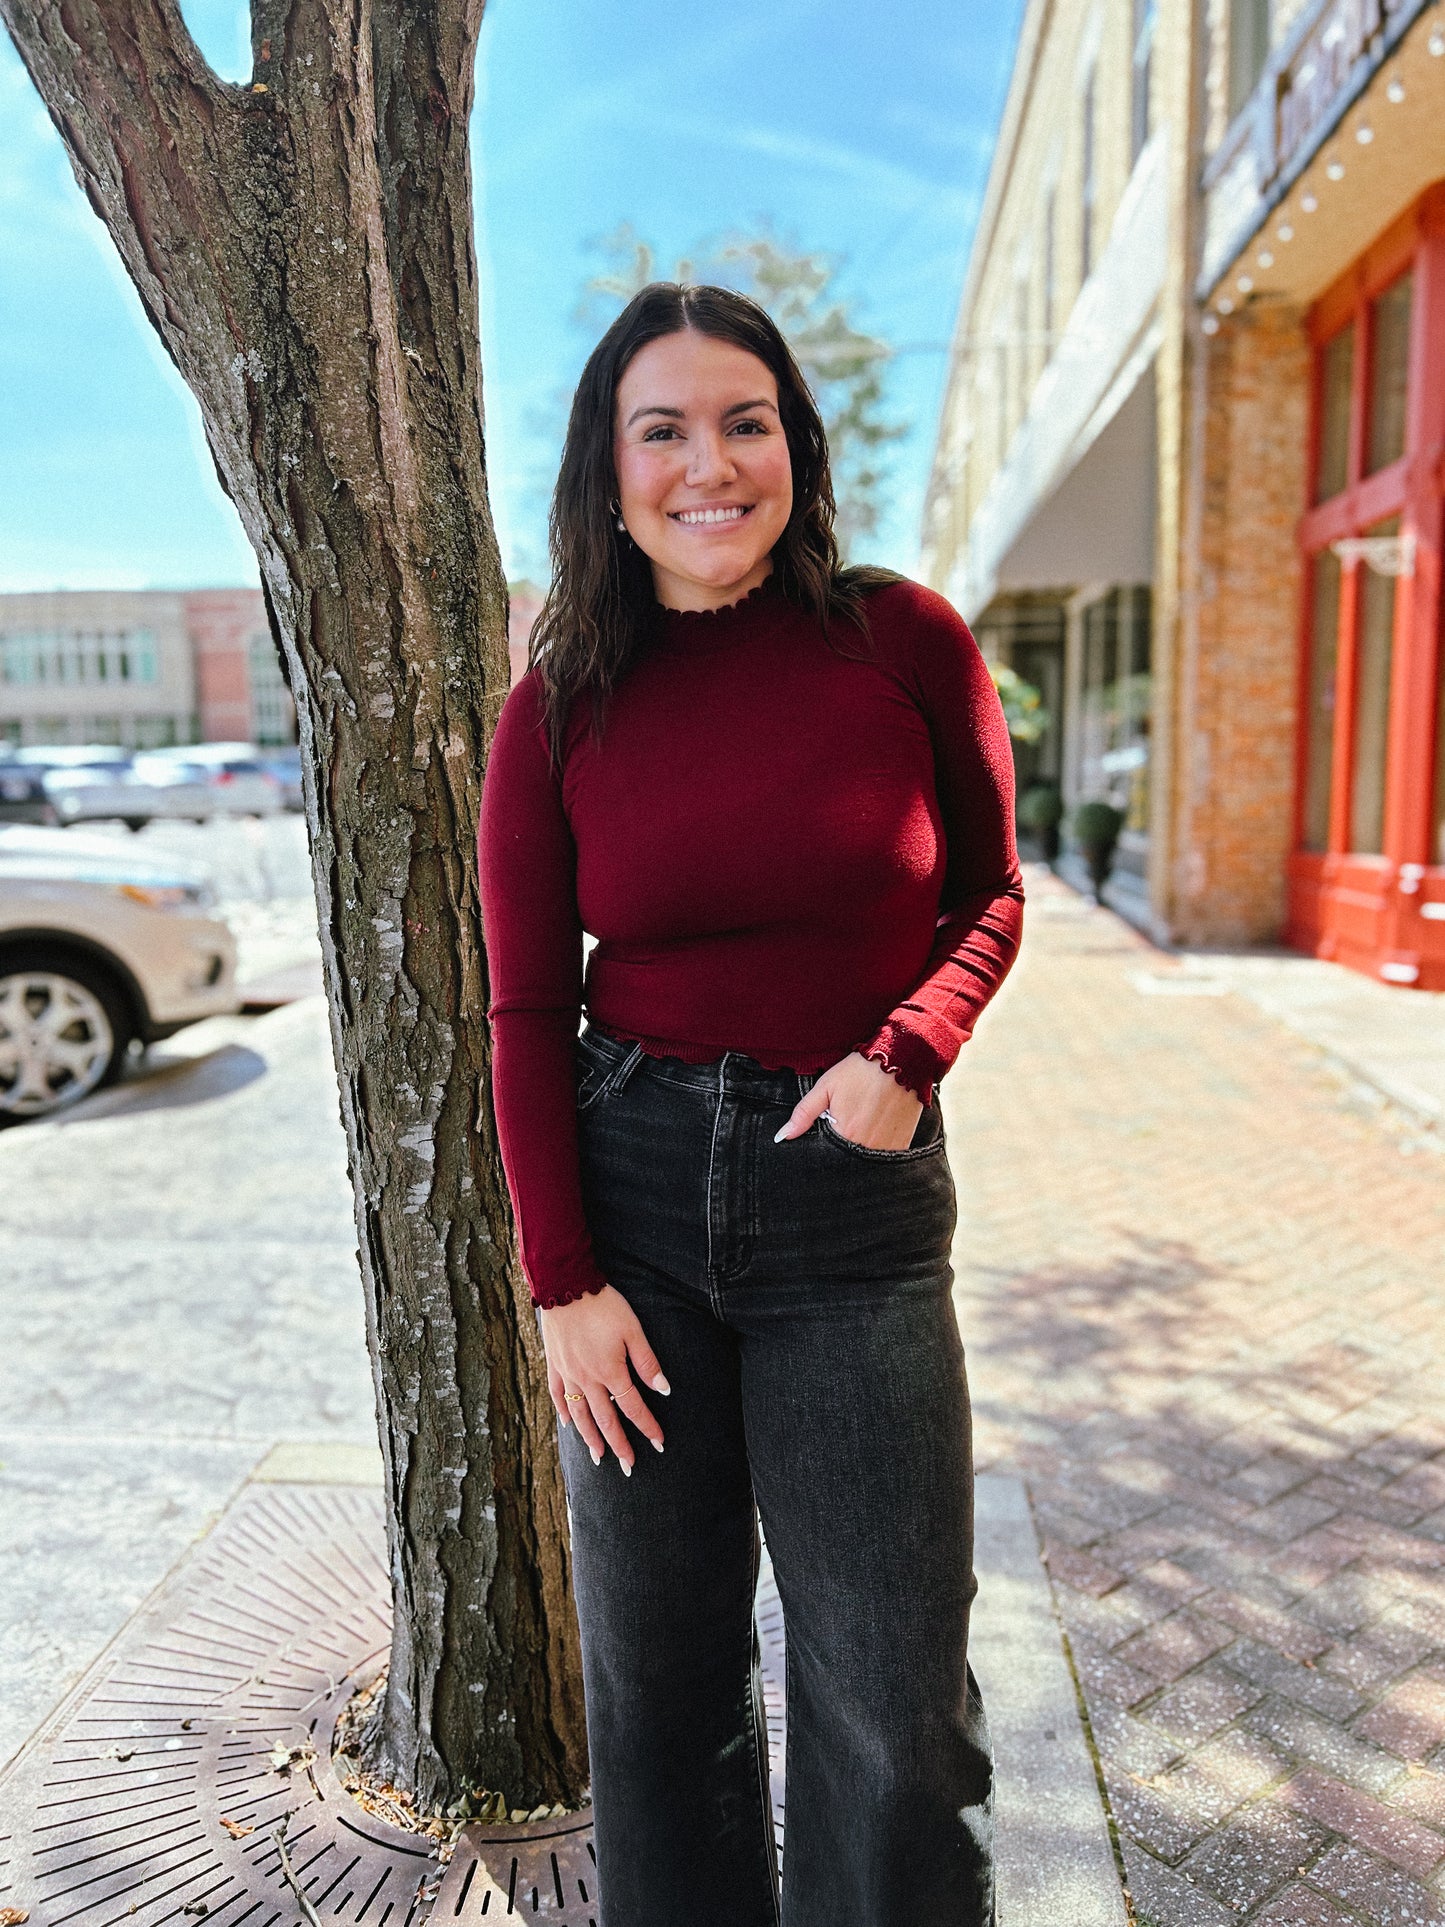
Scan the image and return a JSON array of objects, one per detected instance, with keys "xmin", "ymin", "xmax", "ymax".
[
  {"xmin": 857, "ymin": 1019, "xmax": 953, "ymax": 1108},
  {"xmin": 527, "ymin": 1252, "xmax": 611, "ymax": 1312}
]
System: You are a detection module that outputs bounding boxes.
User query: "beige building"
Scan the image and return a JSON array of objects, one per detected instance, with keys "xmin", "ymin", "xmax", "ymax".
[
  {"xmin": 0, "ymin": 588, "xmax": 293, "ymax": 750},
  {"xmin": 923, "ymin": 0, "xmax": 1182, "ymax": 923},
  {"xmin": 926, "ymin": 0, "xmax": 1445, "ymax": 990}
]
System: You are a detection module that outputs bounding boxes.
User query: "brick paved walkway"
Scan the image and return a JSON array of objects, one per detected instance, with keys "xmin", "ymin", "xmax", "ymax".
[{"xmin": 949, "ymin": 869, "xmax": 1445, "ymax": 1927}]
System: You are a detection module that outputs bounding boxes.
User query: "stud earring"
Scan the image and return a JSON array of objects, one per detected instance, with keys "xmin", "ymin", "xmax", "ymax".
[{"xmin": 610, "ymin": 496, "xmax": 626, "ymax": 533}]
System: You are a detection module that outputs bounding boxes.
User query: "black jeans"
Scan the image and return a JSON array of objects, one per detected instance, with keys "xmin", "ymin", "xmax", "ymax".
[{"xmin": 559, "ymin": 1022, "xmax": 995, "ymax": 1927}]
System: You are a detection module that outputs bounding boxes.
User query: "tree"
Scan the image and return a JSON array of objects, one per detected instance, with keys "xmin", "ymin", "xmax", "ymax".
[
  {"xmin": 585, "ymin": 224, "xmax": 907, "ymax": 557},
  {"xmin": 0, "ymin": 0, "xmax": 587, "ymax": 1812}
]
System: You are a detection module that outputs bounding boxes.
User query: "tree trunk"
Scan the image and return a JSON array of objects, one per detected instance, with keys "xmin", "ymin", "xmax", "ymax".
[{"xmin": 0, "ymin": 0, "xmax": 588, "ymax": 1811}]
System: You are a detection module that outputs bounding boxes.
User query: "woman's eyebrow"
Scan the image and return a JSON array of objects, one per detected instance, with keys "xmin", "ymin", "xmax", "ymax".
[
  {"xmin": 624, "ymin": 404, "xmax": 684, "ymax": 428},
  {"xmin": 623, "ymin": 397, "xmax": 779, "ymax": 428}
]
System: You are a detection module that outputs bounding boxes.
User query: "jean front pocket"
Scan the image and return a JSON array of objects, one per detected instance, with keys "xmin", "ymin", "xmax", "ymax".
[
  {"xmin": 816, "ymin": 1103, "xmax": 946, "ymax": 1162},
  {"xmin": 576, "ymin": 1029, "xmax": 644, "ymax": 1113}
]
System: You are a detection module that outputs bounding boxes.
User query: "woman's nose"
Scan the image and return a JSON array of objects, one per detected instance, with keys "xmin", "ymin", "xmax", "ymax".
[{"xmin": 686, "ymin": 434, "xmax": 736, "ymax": 486}]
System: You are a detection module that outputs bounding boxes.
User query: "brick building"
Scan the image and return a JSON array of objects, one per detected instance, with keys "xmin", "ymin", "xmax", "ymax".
[
  {"xmin": 925, "ymin": 0, "xmax": 1445, "ymax": 989},
  {"xmin": 1187, "ymin": 0, "xmax": 1445, "ymax": 985},
  {"xmin": 0, "ymin": 587, "xmax": 294, "ymax": 750}
]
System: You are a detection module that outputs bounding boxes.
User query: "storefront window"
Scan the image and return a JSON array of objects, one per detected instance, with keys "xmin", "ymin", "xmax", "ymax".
[
  {"xmin": 1302, "ymin": 549, "xmax": 1340, "ymax": 852},
  {"xmin": 1349, "ymin": 519, "xmax": 1400, "ymax": 856},
  {"xmin": 1079, "ymin": 586, "xmax": 1152, "ymax": 833},
  {"xmin": 1316, "ymin": 323, "xmax": 1354, "ymax": 502},
  {"xmin": 1367, "ymin": 273, "xmax": 1413, "ymax": 475}
]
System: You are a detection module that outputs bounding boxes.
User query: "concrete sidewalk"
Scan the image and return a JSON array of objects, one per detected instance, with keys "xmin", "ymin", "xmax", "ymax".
[{"xmin": 0, "ymin": 998, "xmax": 376, "ymax": 1767}]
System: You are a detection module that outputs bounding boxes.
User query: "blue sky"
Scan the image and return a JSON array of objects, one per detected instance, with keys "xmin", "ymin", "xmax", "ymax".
[{"xmin": 0, "ymin": 0, "xmax": 1023, "ymax": 592}]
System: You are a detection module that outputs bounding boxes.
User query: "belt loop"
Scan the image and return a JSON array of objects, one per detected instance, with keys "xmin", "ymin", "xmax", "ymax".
[{"xmin": 608, "ymin": 1041, "xmax": 646, "ymax": 1094}]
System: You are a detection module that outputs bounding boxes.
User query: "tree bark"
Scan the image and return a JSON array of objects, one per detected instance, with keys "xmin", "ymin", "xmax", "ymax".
[{"xmin": 0, "ymin": 0, "xmax": 588, "ymax": 1810}]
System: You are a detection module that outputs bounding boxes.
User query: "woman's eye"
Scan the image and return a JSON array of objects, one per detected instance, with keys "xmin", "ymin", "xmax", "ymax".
[
  {"xmin": 730, "ymin": 419, "xmax": 766, "ymax": 435},
  {"xmin": 642, "ymin": 426, "xmax": 680, "ymax": 442}
]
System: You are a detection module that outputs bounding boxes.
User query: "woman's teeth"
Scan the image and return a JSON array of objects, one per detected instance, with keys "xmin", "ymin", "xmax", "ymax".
[{"xmin": 672, "ymin": 506, "xmax": 750, "ymax": 526}]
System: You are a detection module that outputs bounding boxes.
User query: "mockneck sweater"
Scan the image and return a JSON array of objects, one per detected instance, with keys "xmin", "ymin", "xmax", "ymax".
[{"xmin": 479, "ymin": 574, "xmax": 1025, "ymax": 1309}]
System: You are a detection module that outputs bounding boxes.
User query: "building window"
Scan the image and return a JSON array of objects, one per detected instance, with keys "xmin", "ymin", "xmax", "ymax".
[
  {"xmin": 1349, "ymin": 517, "xmax": 1399, "ymax": 856},
  {"xmin": 248, "ymin": 630, "xmax": 293, "ymax": 745},
  {"xmin": 1295, "ymin": 204, "xmax": 1438, "ymax": 898},
  {"xmin": 1080, "ymin": 67, "xmax": 1097, "ymax": 283},
  {"xmin": 1012, "ymin": 269, "xmax": 1032, "ymax": 431},
  {"xmin": 1132, "ymin": 0, "xmax": 1157, "ymax": 161},
  {"xmin": 1228, "ymin": 0, "xmax": 1271, "ymax": 120},
  {"xmin": 994, "ymin": 328, "xmax": 1009, "ymax": 467},
  {"xmin": 1079, "ymin": 586, "xmax": 1152, "ymax": 837},
  {"xmin": 0, "ymin": 629, "xmax": 159, "ymax": 686},
  {"xmin": 1315, "ymin": 323, "xmax": 1354, "ymax": 503},
  {"xmin": 1301, "ymin": 549, "xmax": 1340, "ymax": 853},
  {"xmin": 1367, "ymin": 272, "xmax": 1413, "ymax": 475}
]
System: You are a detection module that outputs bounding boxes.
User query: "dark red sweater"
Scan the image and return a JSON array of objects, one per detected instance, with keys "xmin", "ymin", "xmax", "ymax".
[{"xmin": 479, "ymin": 575, "xmax": 1024, "ymax": 1308}]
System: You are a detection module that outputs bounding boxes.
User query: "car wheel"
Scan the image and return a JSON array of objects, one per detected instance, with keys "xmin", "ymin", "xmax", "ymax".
[{"xmin": 0, "ymin": 959, "xmax": 135, "ymax": 1121}]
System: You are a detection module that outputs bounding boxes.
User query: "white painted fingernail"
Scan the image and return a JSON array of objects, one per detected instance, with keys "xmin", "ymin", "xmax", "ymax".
[
  {"xmin": 652, "ymin": 1439, "xmax": 665, "ymax": 1453},
  {"xmin": 651, "ymin": 1374, "xmax": 671, "ymax": 1395},
  {"xmin": 773, "ymin": 1126, "xmax": 789, "ymax": 1143},
  {"xmin": 621, "ymin": 1461, "xmax": 632, "ymax": 1478},
  {"xmin": 590, "ymin": 1450, "xmax": 601, "ymax": 1467}
]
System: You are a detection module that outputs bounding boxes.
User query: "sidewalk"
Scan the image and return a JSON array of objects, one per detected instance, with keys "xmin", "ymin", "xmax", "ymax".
[
  {"xmin": 0, "ymin": 998, "xmax": 376, "ymax": 1767},
  {"xmin": 945, "ymin": 868, "xmax": 1445, "ymax": 1925}
]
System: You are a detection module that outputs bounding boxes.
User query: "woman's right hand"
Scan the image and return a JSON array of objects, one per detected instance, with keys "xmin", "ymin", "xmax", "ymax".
[{"xmin": 540, "ymin": 1285, "xmax": 670, "ymax": 1474}]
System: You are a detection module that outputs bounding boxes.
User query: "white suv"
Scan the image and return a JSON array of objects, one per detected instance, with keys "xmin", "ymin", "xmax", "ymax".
[{"xmin": 0, "ymin": 826, "xmax": 240, "ymax": 1120}]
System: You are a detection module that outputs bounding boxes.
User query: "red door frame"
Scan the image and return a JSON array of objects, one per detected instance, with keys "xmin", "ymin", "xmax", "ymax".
[{"xmin": 1286, "ymin": 183, "xmax": 1445, "ymax": 988}]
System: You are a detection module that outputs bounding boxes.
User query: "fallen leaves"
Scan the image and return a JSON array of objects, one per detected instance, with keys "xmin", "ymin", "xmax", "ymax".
[
  {"xmin": 268, "ymin": 1741, "xmax": 317, "ymax": 1776},
  {"xmin": 219, "ymin": 1817, "xmax": 254, "ymax": 1840},
  {"xmin": 0, "ymin": 1908, "xmax": 31, "ymax": 1925}
]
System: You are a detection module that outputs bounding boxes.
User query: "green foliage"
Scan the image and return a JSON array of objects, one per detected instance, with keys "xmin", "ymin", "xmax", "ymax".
[
  {"xmin": 1017, "ymin": 782, "xmax": 1064, "ymax": 831},
  {"xmin": 581, "ymin": 223, "xmax": 907, "ymax": 559},
  {"xmin": 988, "ymin": 662, "xmax": 1051, "ymax": 744},
  {"xmin": 1072, "ymin": 799, "xmax": 1125, "ymax": 851}
]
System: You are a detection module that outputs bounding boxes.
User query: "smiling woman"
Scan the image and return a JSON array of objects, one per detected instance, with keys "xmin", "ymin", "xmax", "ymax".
[
  {"xmin": 479, "ymin": 283, "xmax": 1024, "ymax": 1926},
  {"xmin": 612, "ymin": 332, "xmax": 794, "ymax": 610}
]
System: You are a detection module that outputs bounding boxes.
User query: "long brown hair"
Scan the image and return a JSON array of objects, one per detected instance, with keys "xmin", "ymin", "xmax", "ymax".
[{"xmin": 528, "ymin": 282, "xmax": 894, "ymax": 761}]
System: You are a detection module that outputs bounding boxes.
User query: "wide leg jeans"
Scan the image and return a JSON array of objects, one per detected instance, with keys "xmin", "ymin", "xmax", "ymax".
[{"xmin": 556, "ymin": 1022, "xmax": 995, "ymax": 1927}]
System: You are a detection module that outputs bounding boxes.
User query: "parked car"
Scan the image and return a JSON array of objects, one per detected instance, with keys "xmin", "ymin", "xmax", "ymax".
[
  {"xmin": 139, "ymin": 743, "xmax": 283, "ymax": 818},
  {"xmin": 36, "ymin": 758, "xmax": 214, "ymax": 831},
  {"xmin": 12, "ymin": 744, "xmax": 133, "ymax": 770},
  {"xmin": 259, "ymin": 746, "xmax": 304, "ymax": 811},
  {"xmin": 0, "ymin": 762, "xmax": 58, "ymax": 827},
  {"xmin": 0, "ymin": 825, "xmax": 239, "ymax": 1119}
]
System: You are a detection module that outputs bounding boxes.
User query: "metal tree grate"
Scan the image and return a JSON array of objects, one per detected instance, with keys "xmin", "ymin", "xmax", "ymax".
[{"xmin": 0, "ymin": 1484, "xmax": 788, "ymax": 1927}]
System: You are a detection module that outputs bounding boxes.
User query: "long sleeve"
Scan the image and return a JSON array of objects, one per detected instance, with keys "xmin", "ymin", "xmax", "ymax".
[
  {"xmin": 479, "ymin": 677, "xmax": 608, "ymax": 1310},
  {"xmin": 856, "ymin": 590, "xmax": 1025, "ymax": 1102}
]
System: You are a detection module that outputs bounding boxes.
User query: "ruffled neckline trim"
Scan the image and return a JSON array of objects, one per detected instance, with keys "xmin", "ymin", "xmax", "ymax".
[{"xmin": 655, "ymin": 574, "xmax": 778, "ymax": 641}]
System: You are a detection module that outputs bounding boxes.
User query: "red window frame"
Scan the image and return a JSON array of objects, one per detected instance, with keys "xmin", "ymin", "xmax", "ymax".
[{"xmin": 1287, "ymin": 184, "xmax": 1445, "ymax": 987}]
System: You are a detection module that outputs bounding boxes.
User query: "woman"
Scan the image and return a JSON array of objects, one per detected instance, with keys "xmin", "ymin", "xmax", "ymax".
[{"xmin": 479, "ymin": 283, "xmax": 1023, "ymax": 1927}]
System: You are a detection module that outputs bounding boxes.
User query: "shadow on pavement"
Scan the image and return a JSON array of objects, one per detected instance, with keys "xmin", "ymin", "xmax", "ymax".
[{"xmin": 50, "ymin": 1041, "xmax": 270, "ymax": 1123}]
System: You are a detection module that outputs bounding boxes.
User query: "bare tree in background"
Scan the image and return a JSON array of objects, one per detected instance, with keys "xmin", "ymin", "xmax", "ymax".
[
  {"xmin": 586, "ymin": 224, "xmax": 907, "ymax": 556},
  {"xmin": 0, "ymin": 0, "xmax": 587, "ymax": 1812}
]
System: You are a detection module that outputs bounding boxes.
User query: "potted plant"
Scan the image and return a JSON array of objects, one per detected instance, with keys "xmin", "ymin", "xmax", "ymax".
[
  {"xmin": 1072, "ymin": 799, "xmax": 1125, "ymax": 901},
  {"xmin": 1017, "ymin": 782, "xmax": 1065, "ymax": 863}
]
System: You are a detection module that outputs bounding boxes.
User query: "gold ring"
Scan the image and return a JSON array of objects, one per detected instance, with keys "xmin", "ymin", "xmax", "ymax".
[{"xmin": 564, "ymin": 1392, "xmax": 585, "ymax": 1403}]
